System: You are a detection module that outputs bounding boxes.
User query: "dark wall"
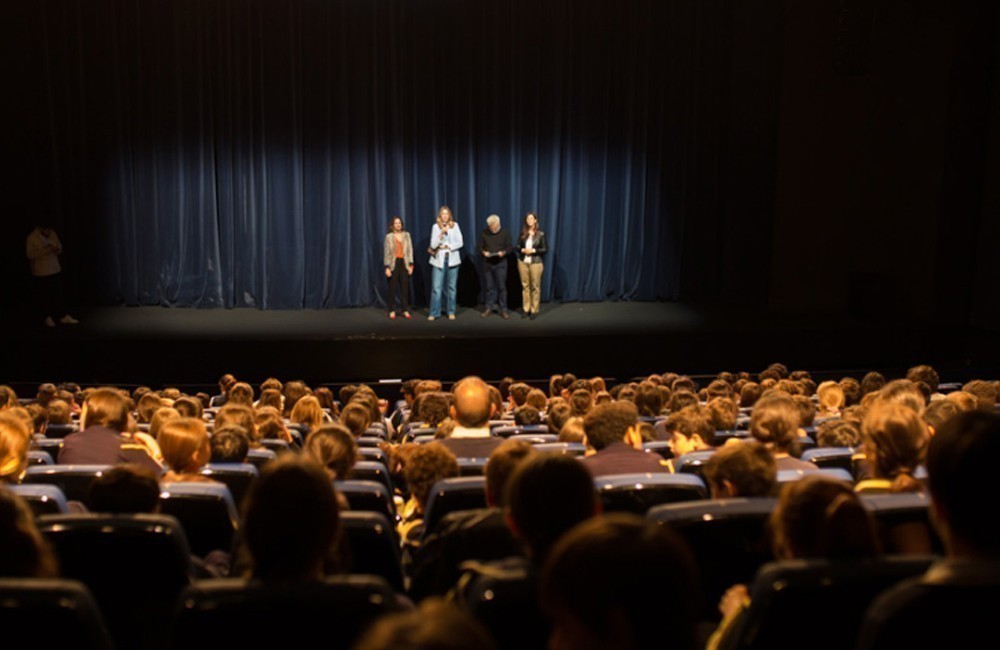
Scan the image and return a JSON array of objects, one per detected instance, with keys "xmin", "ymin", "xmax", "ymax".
[{"xmin": 769, "ymin": 0, "xmax": 999, "ymax": 322}]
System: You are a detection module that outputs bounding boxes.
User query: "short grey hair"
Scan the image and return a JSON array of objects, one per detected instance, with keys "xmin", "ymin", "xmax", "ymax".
[{"xmin": 486, "ymin": 214, "xmax": 501, "ymax": 227}]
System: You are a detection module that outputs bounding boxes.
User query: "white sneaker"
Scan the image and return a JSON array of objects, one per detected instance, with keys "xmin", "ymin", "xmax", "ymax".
[
  {"xmin": 44, "ymin": 316, "xmax": 56, "ymax": 328},
  {"xmin": 60, "ymin": 315, "xmax": 79, "ymax": 325},
  {"xmin": 427, "ymin": 315, "xmax": 436, "ymax": 321},
  {"xmin": 448, "ymin": 314, "xmax": 456, "ymax": 320}
]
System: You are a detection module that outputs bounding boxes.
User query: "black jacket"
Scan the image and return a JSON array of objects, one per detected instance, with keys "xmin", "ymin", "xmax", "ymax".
[{"xmin": 515, "ymin": 230, "xmax": 547, "ymax": 261}]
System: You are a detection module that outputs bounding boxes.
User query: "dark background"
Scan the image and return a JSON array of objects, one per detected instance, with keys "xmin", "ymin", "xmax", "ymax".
[{"xmin": 3, "ymin": 0, "xmax": 999, "ymax": 382}]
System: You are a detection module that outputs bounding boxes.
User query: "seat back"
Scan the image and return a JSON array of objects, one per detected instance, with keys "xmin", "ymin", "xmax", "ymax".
[
  {"xmin": 159, "ymin": 482, "xmax": 239, "ymax": 557},
  {"xmin": 38, "ymin": 513, "xmax": 192, "ymax": 650},
  {"xmin": 199, "ymin": 463, "xmax": 258, "ymax": 510},
  {"xmin": 26, "ymin": 450, "xmax": 54, "ymax": 466},
  {"xmin": 532, "ymin": 442, "xmax": 586, "ymax": 456},
  {"xmin": 350, "ymin": 460, "xmax": 394, "ymax": 493},
  {"xmin": 8, "ymin": 484, "xmax": 69, "ymax": 516},
  {"xmin": 336, "ymin": 480, "xmax": 397, "ymax": 521},
  {"xmin": 801, "ymin": 447, "xmax": 856, "ymax": 473},
  {"xmin": 340, "ymin": 511, "xmax": 403, "ymax": 592},
  {"xmin": 860, "ymin": 492, "xmax": 942, "ymax": 555},
  {"xmin": 0, "ymin": 578, "xmax": 113, "ymax": 650},
  {"xmin": 422, "ymin": 477, "xmax": 488, "ymax": 533},
  {"xmin": 457, "ymin": 457, "xmax": 487, "ymax": 476},
  {"xmin": 776, "ymin": 468, "xmax": 854, "ymax": 484},
  {"xmin": 171, "ymin": 576, "xmax": 400, "ymax": 650},
  {"xmin": 508, "ymin": 433, "xmax": 558, "ymax": 444},
  {"xmin": 245, "ymin": 447, "xmax": 277, "ymax": 469},
  {"xmin": 41, "ymin": 423, "xmax": 78, "ymax": 439},
  {"xmin": 649, "ymin": 498, "xmax": 777, "ymax": 619},
  {"xmin": 358, "ymin": 447, "xmax": 390, "ymax": 466},
  {"xmin": 595, "ymin": 473, "xmax": 708, "ymax": 515},
  {"xmin": 22, "ymin": 465, "xmax": 111, "ymax": 503},
  {"xmin": 672, "ymin": 449, "xmax": 716, "ymax": 479},
  {"xmin": 727, "ymin": 557, "xmax": 934, "ymax": 650}
]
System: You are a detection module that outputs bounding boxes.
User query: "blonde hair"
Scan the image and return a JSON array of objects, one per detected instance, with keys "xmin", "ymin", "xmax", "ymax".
[
  {"xmin": 0, "ymin": 414, "xmax": 30, "ymax": 483},
  {"xmin": 816, "ymin": 381, "xmax": 845, "ymax": 412},
  {"xmin": 291, "ymin": 395, "xmax": 325, "ymax": 433},
  {"xmin": 158, "ymin": 418, "xmax": 209, "ymax": 473},
  {"xmin": 862, "ymin": 402, "xmax": 928, "ymax": 493},
  {"xmin": 436, "ymin": 205, "xmax": 453, "ymax": 229}
]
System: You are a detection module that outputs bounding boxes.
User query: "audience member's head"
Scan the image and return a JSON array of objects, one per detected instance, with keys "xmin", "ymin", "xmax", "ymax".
[
  {"xmin": 340, "ymin": 402, "xmax": 372, "ymax": 437},
  {"xmin": 668, "ymin": 390, "xmax": 699, "ymax": 413},
  {"xmin": 927, "ymin": 410, "xmax": 1000, "ymax": 558},
  {"xmin": 525, "ymin": 389, "xmax": 548, "ymax": 412},
  {"xmin": 148, "ymin": 407, "xmax": 181, "ymax": 441},
  {"xmin": 257, "ymin": 388, "xmax": 283, "ymax": 411},
  {"xmin": 546, "ymin": 401, "xmax": 573, "ymax": 435},
  {"xmin": 558, "ymin": 417, "xmax": 586, "ymax": 443},
  {"xmin": 282, "ymin": 380, "xmax": 310, "ymax": 417},
  {"xmin": 46, "ymin": 399, "xmax": 72, "ymax": 426},
  {"xmin": 749, "ymin": 392, "xmax": 801, "ymax": 455},
  {"xmin": 136, "ymin": 392, "xmax": 164, "ymax": 424},
  {"xmin": 173, "ymin": 396, "xmax": 203, "ymax": 420},
  {"xmin": 404, "ymin": 442, "xmax": 459, "ymax": 513},
  {"xmin": 82, "ymin": 388, "xmax": 131, "ymax": 432},
  {"xmin": 0, "ymin": 490, "xmax": 57, "ymax": 578},
  {"xmin": 509, "ymin": 383, "xmax": 531, "ymax": 408},
  {"xmin": 540, "ymin": 514, "xmax": 699, "ymax": 650},
  {"xmin": 215, "ymin": 404, "xmax": 259, "ymax": 446},
  {"xmin": 303, "ymin": 424, "xmax": 358, "ymax": 481},
  {"xmin": 0, "ymin": 414, "xmax": 31, "ymax": 484},
  {"xmin": 291, "ymin": 395, "xmax": 325, "ymax": 433},
  {"xmin": 210, "ymin": 426, "xmax": 251, "ymax": 463},
  {"xmin": 706, "ymin": 396, "xmax": 738, "ymax": 431},
  {"xmin": 513, "ymin": 405, "xmax": 541, "ymax": 426},
  {"xmin": 962, "ymin": 380, "xmax": 997, "ymax": 411},
  {"xmin": 816, "ymin": 381, "xmax": 845, "ymax": 413},
  {"xmin": 583, "ymin": 401, "xmax": 640, "ymax": 451},
  {"xmin": 633, "ymin": 382, "xmax": 663, "ymax": 418},
  {"xmin": 88, "ymin": 464, "xmax": 160, "ymax": 513},
  {"xmin": 771, "ymin": 476, "xmax": 880, "ymax": 560},
  {"xmin": 506, "ymin": 453, "xmax": 600, "ymax": 565},
  {"xmin": 862, "ymin": 402, "xmax": 928, "ymax": 493},
  {"xmin": 227, "ymin": 382, "xmax": 255, "ymax": 407},
  {"xmin": 922, "ymin": 398, "xmax": 961, "ymax": 433},
  {"xmin": 158, "ymin": 417, "xmax": 211, "ymax": 476},
  {"xmin": 816, "ymin": 419, "xmax": 862, "ymax": 448},
  {"xmin": 665, "ymin": 405, "xmax": 714, "ymax": 457},
  {"xmin": 875, "ymin": 379, "xmax": 925, "ymax": 413},
  {"xmin": 254, "ymin": 406, "xmax": 291, "ymax": 442},
  {"xmin": 906, "ymin": 365, "xmax": 940, "ymax": 393},
  {"xmin": 451, "ymin": 377, "xmax": 494, "ymax": 428},
  {"xmin": 703, "ymin": 441, "xmax": 777, "ymax": 498},
  {"xmin": 484, "ymin": 439, "xmax": 537, "ymax": 507},
  {"xmin": 354, "ymin": 599, "xmax": 497, "ymax": 650},
  {"xmin": 740, "ymin": 382, "xmax": 762, "ymax": 408},
  {"xmin": 860, "ymin": 371, "xmax": 886, "ymax": 396},
  {"xmin": 243, "ymin": 456, "xmax": 342, "ymax": 582},
  {"xmin": 569, "ymin": 389, "xmax": 594, "ymax": 417}
]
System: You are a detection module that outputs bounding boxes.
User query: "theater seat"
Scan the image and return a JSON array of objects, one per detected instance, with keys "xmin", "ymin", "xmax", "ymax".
[
  {"xmin": 159, "ymin": 482, "xmax": 239, "ymax": 557},
  {"xmin": 0, "ymin": 578, "xmax": 113, "ymax": 650},
  {"xmin": 336, "ymin": 480, "xmax": 397, "ymax": 521},
  {"xmin": 41, "ymin": 423, "xmax": 78, "ymax": 439},
  {"xmin": 493, "ymin": 424, "xmax": 549, "ymax": 438},
  {"xmin": 37, "ymin": 513, "xmax": 193, "ymax": 650},
  {"xmin": 533, "ymin": 442, "xmax": 587, "ymax": 456},
  {"xmin": 350, "ymin": 460, "xmax": 395, "ymax": 493},
  {"xmin": 199, "ymin": 463, "xmax": 258, "ymax": 509},
  {"xmin": 245, "ymin": 447, "xmax": 277, "ymax": 469},
  {"xmin": 719, "ymin": 557, "xmax": 933, "ymax": 650},
  {"xmin": 340, "ymin": 511, "xmax": 403, "ymax": 592},
  {"xmin": 258, "ymin": 439, "xmax": 290, "ymax": 454},
  {"xmin": 672, "ymin": 449, "xmax": 716, "ymax": 479},
  {"xmin": 457, "ymin": 457, "xmax": 487, "ymax": 476},
  {"xmin": 860, "ymin": 492, "xmax": 942, "ymax": 555},
  {"xmin": 8, "ymin": 484, "xmax": 69, "ymax": 516},
  {"xmin": 170, "ymin": 575, "xmax": 401, "ymax": 650},
  {"xmin": 649, "ymin": 498, "xmax": 777, "ymax": 620},
  {"xmin": 422, "ymin": 477, "xmax": 488, "ymax": 535},
  {"xmin": 595, "ymin": 473, "xmax": 708, "ymax": 515},
  {"xmin": 26, "ymin": 450, "xmax": 54, "ymax": 466},
  {"xmin": 642, "ymin": 441, "xmax": 674, "ymax": 460},
  {"xmin": 509, "ymin": 433, "xmax": 558, "ymax": 444},
  {"xmin": 22, "ymin": 465, "xmax": 111, "ymax": 503},
  {"xmin": 859, "ymin": 575, "xmax": 1000, "ymax": 649},
  {"xmin": 801, "ymin": 447, "xmax": 855, "ymax": 473},
  {"xmin": 359, "ymin": 446, "xmax": 390, "ymax": 466},
  {"xmin": 776, "ymin": 468, "xmax": 854, "ymax": 484}
]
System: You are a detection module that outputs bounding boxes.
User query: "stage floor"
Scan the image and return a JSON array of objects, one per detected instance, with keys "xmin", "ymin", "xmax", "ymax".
[{"xmin": 4, "ymin": 301, "xmax": 989, "ymax": 389}]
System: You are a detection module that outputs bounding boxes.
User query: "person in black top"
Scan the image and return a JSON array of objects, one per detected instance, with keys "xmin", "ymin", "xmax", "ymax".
[
  {"xmin": 516, "ymin": 213, "xmax": 547, "ymax": 320},
  {"xmin": 477, "ymin": 214, "xmax": 513, "ymax": 319}
]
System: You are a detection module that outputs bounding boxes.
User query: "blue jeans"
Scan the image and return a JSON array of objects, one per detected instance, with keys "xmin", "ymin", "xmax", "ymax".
[{"xmin": 430, "ymin": 264, "xmax": 458, "ymax": 317}]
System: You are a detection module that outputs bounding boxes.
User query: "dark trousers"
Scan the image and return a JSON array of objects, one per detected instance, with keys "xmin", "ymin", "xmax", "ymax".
[
  {"xmin": 35, "ymin": 273, "xmax": 66, "ymax": 318},
  {"xmin": 387, "ymin": 258, "xmax": 410, "ymax": 312},
  {"xmin": 484, "ymin": 259, "xmax": 508, "ymax": 311}
]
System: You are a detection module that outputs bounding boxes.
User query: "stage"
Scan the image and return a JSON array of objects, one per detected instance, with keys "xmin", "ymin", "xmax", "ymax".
[{"xmin": 5, "ymin": 301, "xmax": 989, "ymax": 391}]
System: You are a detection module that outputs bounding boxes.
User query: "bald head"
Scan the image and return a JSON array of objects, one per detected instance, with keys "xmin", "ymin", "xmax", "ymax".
[{"xmin": 451, "ymin": 377, "xmax": 494, "ymax": 428}]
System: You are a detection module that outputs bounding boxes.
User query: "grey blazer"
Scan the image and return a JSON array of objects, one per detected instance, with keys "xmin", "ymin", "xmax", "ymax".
[{"xmin": 384, "ymin": 232, "xmax": 414, "ymax": 268}]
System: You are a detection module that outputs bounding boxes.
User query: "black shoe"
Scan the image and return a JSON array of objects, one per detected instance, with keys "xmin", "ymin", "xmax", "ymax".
[
  {"xmin": 501, "ymin": 311, "xmax": 510, "ymax": 320},
  {"xmin": 481, "ymin": 309, "xmax": 490, "ymax": 318},
  {"xmin": 530, "ymin": 312, "xmax": 536, "ymax": 321}
]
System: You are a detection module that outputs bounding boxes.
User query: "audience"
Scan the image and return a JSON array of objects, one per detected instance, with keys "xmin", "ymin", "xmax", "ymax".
[{"xmin": 6, "ymin": 363, "xmax": 994, "ymax": 649}]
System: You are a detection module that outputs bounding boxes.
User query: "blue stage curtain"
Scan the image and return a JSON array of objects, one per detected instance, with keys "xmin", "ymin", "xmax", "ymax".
[{"xmin": 23, "ymin": 0, "xmax": 738, "ymax": 309}]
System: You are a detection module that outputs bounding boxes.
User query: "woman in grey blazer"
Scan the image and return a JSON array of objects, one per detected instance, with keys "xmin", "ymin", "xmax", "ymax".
[{"xmin": 383, "ymin": 216, "xmax": 414, "ymax": 319}]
